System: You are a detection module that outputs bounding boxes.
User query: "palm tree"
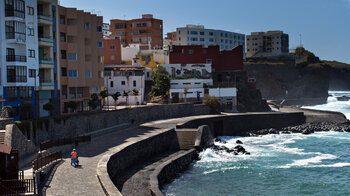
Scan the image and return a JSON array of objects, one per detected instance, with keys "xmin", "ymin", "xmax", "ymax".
[
  {"xmin": 111, "ymin": 92, "xmax": 121, "ymax": 109},
  {"xmin": 132, "ymin": 89, "xmax": 139, "ymax": 105},
  {"xmin": 183, "ymin": 87, "xmax": 189, "ymax": 103},
  {"xmin": 123, "ymin": 90, "xmax": 130, "ymax": 105},
  {"xmin": 99, "ymin": 90, "xmax": 108, "ymax": 110}
]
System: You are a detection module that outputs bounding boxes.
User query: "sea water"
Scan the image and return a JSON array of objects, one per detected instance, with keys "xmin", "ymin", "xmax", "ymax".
[{"xmin": 164, "ymin": 91, "xmax": 350, "ymax": 196}]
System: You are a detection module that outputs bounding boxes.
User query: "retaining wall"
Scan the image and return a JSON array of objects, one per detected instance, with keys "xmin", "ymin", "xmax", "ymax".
[
  {"xmin": 177, "ymin": 112, "xmax": 306, "ymax": 136},
  {"xmin": 34, "ymin": 104, "xmax": 210, "ymax": 143}
]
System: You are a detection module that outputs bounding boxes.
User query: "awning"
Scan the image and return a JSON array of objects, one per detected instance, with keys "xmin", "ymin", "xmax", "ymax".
[{"xmin": 0, "ymin": 144, "xmax": 12, "ymax": 154}]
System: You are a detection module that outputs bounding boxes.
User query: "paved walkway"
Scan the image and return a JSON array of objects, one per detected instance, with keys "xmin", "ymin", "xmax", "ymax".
[{"xmin": 45, "ymin": 115, "xmax": 217, "ymax": 196}]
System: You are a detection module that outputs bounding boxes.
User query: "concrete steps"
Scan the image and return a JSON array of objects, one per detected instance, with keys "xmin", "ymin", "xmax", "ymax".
[
  {"xmin": 175, "ymin": 129, "xmax": 198, "ymax": 150},
  {"xmin": 0, "ymin": 130, "xmax": 5, "ymax": 144}
]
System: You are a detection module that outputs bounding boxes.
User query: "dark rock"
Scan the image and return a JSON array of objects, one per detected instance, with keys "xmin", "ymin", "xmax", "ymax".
[
  {"xmin": 337, "ymin": 96, "xmax": 350, "ymax": 101},
  {"xmin": 234, "ymin": 145, "xmax": 246, "ymax": 153},
  {"xmin": 302, "ymin": 129, "xmax": 314, "ymax": 135},
  {"xmin": 245, "ymin": 152, "xmax": 251, "ymax": 155},
  {"xmin": 236, "ymin": 140, "xmax": 243, "ymax": 144}
]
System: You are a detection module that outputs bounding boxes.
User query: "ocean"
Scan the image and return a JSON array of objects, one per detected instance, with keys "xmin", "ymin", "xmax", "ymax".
[{"xmin": 164, "ymin": 91, "xmax": 350, "ymax": 196}]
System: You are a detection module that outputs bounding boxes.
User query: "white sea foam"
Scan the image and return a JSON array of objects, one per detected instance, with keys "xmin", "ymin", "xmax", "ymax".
[{"xmin": 278, "ymin": 153, "xmax": 338, "ymax": 168}]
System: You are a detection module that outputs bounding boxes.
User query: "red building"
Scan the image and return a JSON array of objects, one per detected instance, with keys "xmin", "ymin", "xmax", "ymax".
[
  {"xmin": 169, "ymin": 45, "xmax": 243, "ymax": 71},
  {"xmin": 103, "ymin": 36, "xmax": 122, "ymax": 65}
]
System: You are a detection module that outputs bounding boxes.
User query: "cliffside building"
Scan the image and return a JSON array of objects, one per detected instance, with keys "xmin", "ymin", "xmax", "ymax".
[
  {"xmin": 175, "ymin": 25, "xmax": 245, "ymax": 52},
  {"xmin": 110, "ymin": 14, "xmax": 163, "ymax": 49},
  {"xmin": 246, "ymin": 31, "xmax": 289, "ymax": 58},
  {"xmin": 58, "ymin": 6, "xmax": 104, "ymax": 113}
]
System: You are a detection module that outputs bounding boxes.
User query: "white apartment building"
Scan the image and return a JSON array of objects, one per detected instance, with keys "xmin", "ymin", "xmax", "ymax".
[
  {"xmin": 161, "ymin": 63, "xmax": 213, "ymax": 102},
  {"xmin": 0, "ymin": 0, "xmax": 39, "ymax": 120},
  {"xmin": 246, "ymin": 31, "xmax": 289, "ymax": 58},
  {"xmin": 176, "ymin": 25, "xmax": 245, "ymax": 51}
]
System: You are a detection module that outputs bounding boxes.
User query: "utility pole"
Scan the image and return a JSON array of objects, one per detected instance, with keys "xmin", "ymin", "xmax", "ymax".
[{"xmin": 299, "ymin": 34, "xmax": 303, "ymax": 47}]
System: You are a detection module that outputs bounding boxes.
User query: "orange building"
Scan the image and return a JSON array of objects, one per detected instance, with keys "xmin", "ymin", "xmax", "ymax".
[
  {"xmin": 110, "ymin": 14, "xmax": 163, "ymax": 49},
  {"xmin": 59, "ymin": 6, "xmax": 104, "ymax": 114},
  {"xmin": 103, "ymin": 37, "xmax": 121, "ymax": 65},
  {"xmin": 166, "ymin": 32, "xmax": 177, "ymax": 43}
]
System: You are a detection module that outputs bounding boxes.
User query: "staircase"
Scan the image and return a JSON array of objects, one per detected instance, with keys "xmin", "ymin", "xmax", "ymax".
[
  {"xmin": 0, "ymin": 130, "xmax": 5, "ymax": 144},
  {"xmin": 175, "ymin": 129, "xmax": 198, "ymax": 150}
]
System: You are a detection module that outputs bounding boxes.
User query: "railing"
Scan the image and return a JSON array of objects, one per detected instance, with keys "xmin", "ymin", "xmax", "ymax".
[
  {"xmin": 32, "ymin": 151, "xmax": 62, "ymax": 171},
  {"xmin": 40, "ymin": 135, "xmax": 91, "ymax": 151},
  {"xmin": 6, "ymin": 55, "xmax": 26, "ymax": 62},
  {"xmin": 0, "ymin": 178, "xmax": 36, "ymax": 195},
  {"xmin": 37, "ymin": 13, "xmax": 52, "ymax": 21},
  {"xmin": 5, "ymin": 9, "xmax": 25, "ymax": 18}
]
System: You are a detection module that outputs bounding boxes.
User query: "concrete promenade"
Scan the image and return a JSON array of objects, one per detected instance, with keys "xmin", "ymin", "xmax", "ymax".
[{"xmin": 45, "ymin": 115, "xmax": 217, "ymax": 196}]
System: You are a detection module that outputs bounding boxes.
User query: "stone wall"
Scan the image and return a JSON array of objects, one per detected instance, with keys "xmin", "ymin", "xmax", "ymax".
[
  {"xmin": 178, "ymin": 112, "xmax": 306, "ymax": 136},
  {"xmin": 5, "ymin": 124, "xmax": 38, "ymax": 158},
  {"xmin": 34, "ymin": 103, "xmax": 210, "ymax": 143},
  {"xmin": 150, "ymin": 149, "xmax": 197, "ymax": 196}
]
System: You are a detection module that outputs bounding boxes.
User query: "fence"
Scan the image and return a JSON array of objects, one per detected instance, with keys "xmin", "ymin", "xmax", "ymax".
[
  {"xmin": 40, "ymin": 135, "xmax": 91, "ymax": 151},
  {"xmin": 32, "ymin": 151, "xmax": 62, "ymax": 171},
  {"xmin": 0, "ymin": 178, "xmax": 36, "ymax": 195}
]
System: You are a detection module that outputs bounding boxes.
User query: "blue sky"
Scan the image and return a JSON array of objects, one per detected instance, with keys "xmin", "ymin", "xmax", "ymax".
[{"xmin": 60, "ymin": 0, "xmax": 350, "ymax": 63}]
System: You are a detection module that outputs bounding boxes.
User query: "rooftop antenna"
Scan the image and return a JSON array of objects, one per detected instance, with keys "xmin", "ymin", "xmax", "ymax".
[
  {"xmin": 299, "ymin": 34, "xmax": 303, "ymax": 47},
  {"xmin": 123, "ymin": 14, "xmax": 126, "ymax": 20}
]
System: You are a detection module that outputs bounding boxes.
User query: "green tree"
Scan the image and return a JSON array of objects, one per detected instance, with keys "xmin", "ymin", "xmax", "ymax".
[
  {"xmin": 20, "ymin": 103, "xmax": 33, "ymax": 120},
  {"xmin": 88, "ymin": 93, "xmax": 99, "ymax": 110},
  {"xmin": 150, "ymin": 66, "xmax": 170, "ymax": 98},
  {"xmin": 67, "ymin": 101, "xmax": 78, "ymax": 112},
  {"xmin": 111, "ymin": 92, "xmax": 121, "ymax": 109},
  {"xmin": 43, "ymin": 102, "xmax": 55, "ymax": 116}
]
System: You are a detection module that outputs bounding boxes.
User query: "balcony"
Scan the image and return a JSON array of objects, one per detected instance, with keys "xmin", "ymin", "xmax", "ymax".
[
  {"xmin": 40, "ymin": 80, "xmax": 54, "ymax": 86},
  {"xmin": 5, "ymin": 9, "xmax": 25, "ymax": 20},
  {"xmin": 38, "ymin": 35, "xmax": 54, "ymax": 46},
  {"xmin": 39, "ymin": 57, "xmax": 54, "ymax": 65},
  {"xmin": 6, "ymin": 55, "xmax": 26, "ymax": 62},
  {"xmin": 38, "ymin": 13, "xmax": 53, "ymax": 24},
  {"xmin": 6, "ymin": 33, "xmax": 26, "ymax": 44}
]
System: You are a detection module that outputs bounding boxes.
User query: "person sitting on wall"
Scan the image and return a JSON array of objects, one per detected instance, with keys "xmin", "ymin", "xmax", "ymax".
[{"xmin": 71, "ymin": 149, "xmax": 79, "ymax": 167}]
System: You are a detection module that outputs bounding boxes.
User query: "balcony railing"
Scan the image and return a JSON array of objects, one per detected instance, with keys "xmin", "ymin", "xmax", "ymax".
[
  {"xmin": 5, "ymin": 9, "xmax": 25, "ymax": 19},
  {"xmin": 39, "ymin": 80, "xmax": 54, "ymax": 86},
  {"xmin": 38, "ymin": 35, "xmax": 54, "ymax": 43},
  {"xmin": 6, "ymin": 32, "xmax": 26, "ymax": 41},
  {"xmin": 38, "ymin": 13, "xmax": 53, "ymax": 21},
  {"xmin": 6, "ymin": 55, "xmax": 27, "ymax": 62},
  {"xmin": 39, "ymin": 57, "xmax": 54, "ymax": 64}
]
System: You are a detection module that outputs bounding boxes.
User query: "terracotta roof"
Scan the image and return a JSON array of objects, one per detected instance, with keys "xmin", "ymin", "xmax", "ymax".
[{"xmin": 0, "ymin": 144, "xmax": 11, "ymax": 154}]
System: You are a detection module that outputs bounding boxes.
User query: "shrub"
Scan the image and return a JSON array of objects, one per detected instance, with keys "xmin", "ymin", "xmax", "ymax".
[{"xmin": 203, "ymin": 95, "xmax": 222, "ymax": 114}]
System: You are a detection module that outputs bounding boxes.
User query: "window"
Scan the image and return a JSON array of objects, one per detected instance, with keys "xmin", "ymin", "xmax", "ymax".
[
  {"xmin": 5, "ymin": 0, "xmax": 25, "ymax": 18},
  {"xmin": 68, "ymin": 70, "xmax": 78, "ymax": 78},
  {"xmin": 190, "ymin": 37, "xmax": 198, "ymax": 41},
  {"xmin": 69, "ymin": 87, "xmax": 76, "ymax": 98},
  {"xmin": 27, "ymin": 6, "xmax": 34, "ymax": 15},
  {"xmin": 62, "ymin": 85, "xmax": 67, "ymax": 99},
  {"xmin": 5, "ymin": 21, "xmax": 26, "ymax": 40},
  {"xmin": 60, "ymin": 15, "xmax": 65, "ymax": 24},
  {"xmin": 84, "ymin": 22, "xmax": 91, "ymax": 30},
  {"xmin": 209, "ymin": 38, "xmax": 214, "ymax": 42},
  {"xmin": 206, "ymin": 59, "xmax": 212, "ymax": 64},
  {"xmin": 121, "ymin": 81, "xmax": 125, "ymax": 85},
  {"xmin": 29, "ymin": 69, "xmax": 36, "ymax": 78},
  {"xmin": 28, "ymin": 49, "xmax": 35, "ymax": 58},
  {"xmin": 110, "ymin": 45, "xmax": 115, "ymax": 50},
  {"xmin": 7, "ymin": 66, "xmax": 27, "ymax": 82},
  {"xmin": 200, "ymin": 38, "xmax": 205, "ymax": 41},
  {"xmin": 85, "ymin": 70, "xmax": 92, "ymax": 78},
  {"xmin": 68, "ymin": 53, "xmax": 77, "ymax": 60},
  {"xmin": 133, "ymin": 80, "xmax": 136, "ymax": 87},
  {"xmin": 61, "ymin": 50, "xmax": 67, "ymax": 59},
  {"xmin": 60, "ymin": 32, "xmax": 66, "ymax": 42},
  {"xmin": 190, "ymin": 31, "xmax": 198, "ymax": 35},
  {"xmin": 110, "ymin": 55, "xmax": 115, "ymax": 60},
  {"xmin": 61, "ymin": 67, "xmax": 67, "ymax": 76},
  {"xmin": 97, "ymin": 41, "xmax": 103, "ymax": 48},
  {"xmin": 97, "ymin": 26, "xmax": 102, "ymax": 32},
  {"xmin": 77, "ymin": 88, "xmax": 83, "ymax": 98},
  {"xmin": 28, "ymin": 27, "xmax": 34, "ymax": 36},
  {"xmin": 200, "ymin": 31, "xmax": 204, "ymax": 35},
  {"xmin": 209, "ymin": 32, "xmax": 214, "ymax": 36},
  {"xmin": 188, "ymin": 49, "xmax": 194, "ymax": 54},
  {"xmin": 110, "ymin": 81, "xmax": 114, "ymax": 88},
  {"xmin": 114, "ymin": 23, "xmax": 126, "ymax": 29}
]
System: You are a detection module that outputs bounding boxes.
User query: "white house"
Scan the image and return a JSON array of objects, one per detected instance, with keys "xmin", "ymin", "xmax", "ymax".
[
  {"xmin": 209, "ymin": 88, "xmax": 237, "ymax": 112},
  {"xmin": 104, "ymin": 64, "xmax": 146, "ymax": 106},
  {"xmin": 160, "ymin": 63, "xmax": 213, "ymax": 102}
]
